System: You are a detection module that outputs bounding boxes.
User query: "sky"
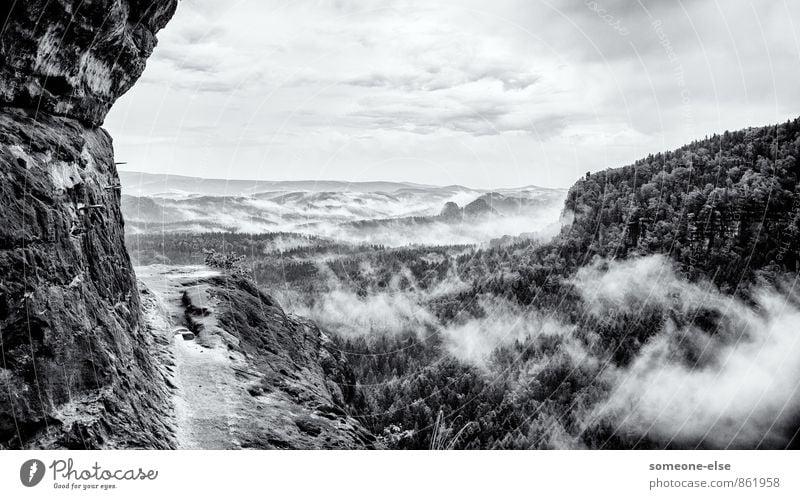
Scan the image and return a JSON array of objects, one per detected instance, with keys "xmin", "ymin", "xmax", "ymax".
[{"xmin": 106, "ymin": 0, "xmax": 800, "ymax": 189}]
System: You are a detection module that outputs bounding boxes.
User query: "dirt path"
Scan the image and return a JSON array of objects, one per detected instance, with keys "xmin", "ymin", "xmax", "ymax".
[
  {"xmin": 172, "ymin": 333, "xmax": 239, "ymax": 449},
  {"xmin": 137, "ymin": 265, "xmax": 241, "ymax": 450},
  {"xmin": 136, "ymin": 264, "xmax": 377, "ymax": 450}
]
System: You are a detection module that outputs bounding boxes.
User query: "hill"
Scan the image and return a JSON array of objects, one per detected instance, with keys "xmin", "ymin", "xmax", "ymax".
[
  {"xmin": 560, "ymin": 117, "xmax": 800, "ymax": 293},
  {"xmin": 119, "ymin": 171, "xmax": 439, "ymax": 197}
]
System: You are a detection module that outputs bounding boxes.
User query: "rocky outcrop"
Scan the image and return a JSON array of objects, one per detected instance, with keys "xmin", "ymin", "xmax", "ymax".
[
  {"xmin": 439, "ymin": 201, "xmax": 462, "ymax": 220},
  {"xmin": 138, "ymin": 266, "xmax": 377, "ymax": 449},
  {"xmin": 438, "ymin": 197, "xmax": 498, "ymax": 220},
  {"xmin": 0, "ymin": 110, "xmax": 175, "ymax": 448},
  {"xmin": 0, "ymin": 1, "xmax": 178, "ymax": 448},
  {"xmin": 0, "ymin": 1, "xmax": 178, "ymax": 126},
  {"xmin": 0, "ymin": 1, "xmax": 376, "ymax": 449},
  {"xmin": 462, "ymin": 197, "xmax": 497, "ymax": 217}
]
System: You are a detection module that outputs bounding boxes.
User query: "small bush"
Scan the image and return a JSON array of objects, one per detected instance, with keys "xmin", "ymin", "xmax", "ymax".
[{"xmin": 203, "ymin": 249, "xmax": 253, "ymax": 279}]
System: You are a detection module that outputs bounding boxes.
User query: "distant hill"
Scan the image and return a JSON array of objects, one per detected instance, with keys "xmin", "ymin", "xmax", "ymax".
[
  {"xmin": 119, "ymin": 172, "xmax": 567, "ymax": 246},
  {"xmin": 119, "ymin": 171, "xmax": 565, "ymax": 198},
  {"xmin": 119, "ymin": 171, "xmax": 441, "ymax": 197},
  {"xmin": 437, "ymin": 191, "xmax": 559, "ymax": 221}
]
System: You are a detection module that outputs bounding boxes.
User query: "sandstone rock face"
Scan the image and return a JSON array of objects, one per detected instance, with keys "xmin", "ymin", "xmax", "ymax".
[
  {"xmin": 0, "ymin": 1, "xmax": 178, "ymax": 448},
  {"xmin": 439, "ymin": 201, "xmax": 462, "ymax": 220},
  {"xmin": 0, "ymin": 110, "xmax": 174, "ymax": 448},
  {"xmin": 1, "ymin": 2, "xmax": 375, "ymax": 449},
  {"xmin": 0, "ymin": 0, "xmax": 178, "ymax": 126}
]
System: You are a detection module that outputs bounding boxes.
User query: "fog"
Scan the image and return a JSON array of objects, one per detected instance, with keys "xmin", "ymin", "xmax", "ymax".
[
  {"xmin": 440, "ymin": 296, "xmax": 575, "ymax": 366},
  {"xmin": 279, "ymin": 253, "xmax": 800, "ymax": 448},
  {"xmin": 122, "ymin": 183, "xmax": 567, "ymax": 247},
  {"xmin": 125, "ymin": 166, "xmax": 800, "ymax": 448},
  {"xmin": 322, "ymin": 209, "xmax": 565, "ymax": 247},
  {"xmin": 277, "ymin": 262, "xmax": 569, "ymax": 366},
  {"xmin": 280, "ymin": 264, "xmax": 443, "ymax": 337},
  {"xmin": 576, "ymin": 256, "xmax": 800, "ymax": 449}
]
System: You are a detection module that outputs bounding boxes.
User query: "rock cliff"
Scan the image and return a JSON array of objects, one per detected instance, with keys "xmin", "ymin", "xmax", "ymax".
[
  {"xmin": 0, "ymin": 1, "xmax": 178, "ymax": 448},
  {"xmin": 0, "ymin": 0, "xmax": 178, "ymax": 127},
  {"xmin": 1, "ymin": 1, "xmax": 376, "ymax": 449}
]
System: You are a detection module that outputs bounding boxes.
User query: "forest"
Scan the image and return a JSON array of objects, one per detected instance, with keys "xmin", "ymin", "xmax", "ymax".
[{"xmin": 128, "ymin": 117, "xmax": 800, "ymax": 449}]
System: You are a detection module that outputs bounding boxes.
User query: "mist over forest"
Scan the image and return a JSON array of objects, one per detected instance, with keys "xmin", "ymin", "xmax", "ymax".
[
  {"xmin": 121, "ymin": 172, "xmax": 567, "ymax": 246},
  {"xmin": 124, "ymin": 117, "xmax": 800, "ymax": 449}
]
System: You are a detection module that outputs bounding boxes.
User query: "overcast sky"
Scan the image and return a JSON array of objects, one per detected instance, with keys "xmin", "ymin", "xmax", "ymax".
[{"xmin": 106, "ymin": 0, "xmax": 800, "ymax": 188}]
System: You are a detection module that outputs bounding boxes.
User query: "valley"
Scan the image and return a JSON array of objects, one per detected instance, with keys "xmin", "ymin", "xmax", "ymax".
[
  {"xmin": 1, "ymin": 0, "xmax": 797, "ymax": 461},
  {"xmin": 123, "ymin": 116, "xmax": 800, "ymax": 449},
  {"xmin": 120, "ymin": 171, "xmax": 566, "ymax": 246}
]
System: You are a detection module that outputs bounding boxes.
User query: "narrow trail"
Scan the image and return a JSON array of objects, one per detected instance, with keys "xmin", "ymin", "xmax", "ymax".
[
  {"xmin": 137, "ymin": 265, "xmax": 241, "ymax": 450},
  {"xmin": 172, "ymin": 334, "xmax": 239, "ymax": 449},
  {"xmin": 136, "ymin": 263, "xmax": 378, "ymax": 450}
]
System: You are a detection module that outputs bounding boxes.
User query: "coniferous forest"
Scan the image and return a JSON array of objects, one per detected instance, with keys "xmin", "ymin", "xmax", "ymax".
[{"xmin": 126, "ymin": 117, "xmax": 800, "ymax": 449}]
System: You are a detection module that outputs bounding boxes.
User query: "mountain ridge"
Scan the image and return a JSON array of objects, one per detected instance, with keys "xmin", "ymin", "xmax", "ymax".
[{"xmin": 119, "ymin": 170, "xmax": 565, "ymax": 197}]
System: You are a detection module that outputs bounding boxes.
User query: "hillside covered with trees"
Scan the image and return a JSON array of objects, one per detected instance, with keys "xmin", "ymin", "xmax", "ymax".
[
  {"xmin": 128, "ymin": 117, "xmax": 800, "ymax": 449},
  {"xmin": 562, "ymin": 117, "xmax": 800, "ymax": 291}
]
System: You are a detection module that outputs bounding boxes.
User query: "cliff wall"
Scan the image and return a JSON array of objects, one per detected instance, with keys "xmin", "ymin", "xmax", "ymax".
[{"xmin": 0, "ymin": 0, "xmax": 178, "ymax": 448}]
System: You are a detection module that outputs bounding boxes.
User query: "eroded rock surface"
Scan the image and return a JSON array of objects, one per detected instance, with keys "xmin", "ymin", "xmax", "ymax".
[
  {"xmin": 0, "ymin": 0, "xmax": 178, "ymax": 448},
  {"xmin": 0, "ymin": 110, "xmax": 174, "ymax": 448},
  {"xmin": 0, "ymin": 1, "xmax": 375, "ymax": 449},
  {"xmin": 138, "ymin": 265, "xmax": 377, "ymax": 449},
  {"xmin": 0, "ymin": 0, "xmax": 178, "ymax": 126}
]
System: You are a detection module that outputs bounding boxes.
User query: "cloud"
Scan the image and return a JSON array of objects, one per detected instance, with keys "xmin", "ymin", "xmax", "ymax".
[
  {"xmin": 280, "ymin": 261, "xmax": 461, "ymax": 338},
  {"xmin": 343, "ymin": 64, "xmax": 541, "ymax": 93},
  {"xmin": 283, "ymin": 265, "xmax": 575, "ymax": 369},
  {"xmin": 274, "ymin": 245, "xmax": 800, "ymax": 448},
  {"xmin": 571, "ymin": 254, "xmax": 714, "ymax": 315},
  {"xmin": 277, "ymin": 251, "xmax": 580, "ymax": 370},
  {"xmin": 576, "ymin": 256, "xmax": 800, "ymax": 449},
  {"xmin": 343, "ymin": 85, "xmax": 573, "ymax": 137},
  {"xmin": 440, "ymin": 296, "xmax": 576, "ymax": 366},
  {"xmin": 123, "ymin": 185, "xmax": 568, "ymax": 246},
  {"xmin": 107, "ymin": 0, "xmax": 800, "ymax": 188}
]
